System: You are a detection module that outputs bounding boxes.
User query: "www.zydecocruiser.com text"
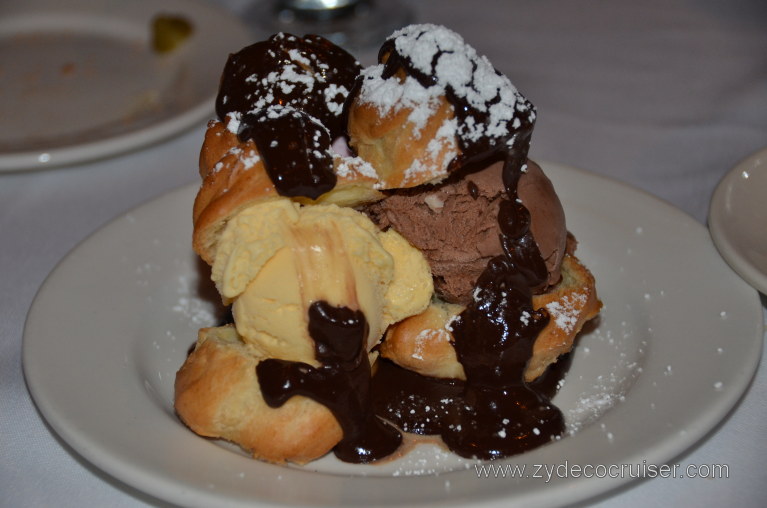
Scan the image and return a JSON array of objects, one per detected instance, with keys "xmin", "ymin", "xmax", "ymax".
[{"xmin": 474, "ymin": 461, "xmax": 729, "ymax": 483}]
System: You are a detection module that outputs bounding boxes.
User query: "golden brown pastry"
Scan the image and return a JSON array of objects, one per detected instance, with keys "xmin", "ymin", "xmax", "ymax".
[
  {"xmin": 380, "ymin": 254, "xmax": 601, "ymax": 383},
  {"xmin": 193, "ymin": 120, "xmax": 385, "ymax": 265},
  {"xmin": 175, "ymin": 326, "xmax": 343, "ymax": 464},
  {"xmin": 348, "ymin": 91, "xmax": 459, "ymax": 188}
]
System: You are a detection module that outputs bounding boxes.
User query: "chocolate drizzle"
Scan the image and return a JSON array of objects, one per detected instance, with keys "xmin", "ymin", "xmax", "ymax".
[
  {"xmin": 256, "ymin": 301, "xmax": 401, "ymax": 463},
  {"xmin": 467, "ymin": 180, "xmax": 479, "ymax": 200},
  {"xmin": 371, "ymin": 357, "xmax": 569, "ymax": 457},
  {"xmin": 368, "ymin": 26, "xmax": 564, "ymax": 459},
  {"xmin": 239, "ymin": 106, "xmax": 335, "ymax": 199},
  {"xmin": 215, "ymin": 33, "xmax": 361, "ymax": 199}
]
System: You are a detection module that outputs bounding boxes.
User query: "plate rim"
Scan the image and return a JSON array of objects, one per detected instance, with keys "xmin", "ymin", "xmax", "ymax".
[
  {"xmin": 0, "ymin": 0, "xmax": 251, "ymax": 172},
  {"xmin": 22, "ymin": 162, "xmax": 765, "ymax": 507}
]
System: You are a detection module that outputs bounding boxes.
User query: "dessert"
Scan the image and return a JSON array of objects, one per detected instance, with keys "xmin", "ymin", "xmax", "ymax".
[{"xmin": 175, "ymin": 24, "xmax": 600, "ymax": 465}]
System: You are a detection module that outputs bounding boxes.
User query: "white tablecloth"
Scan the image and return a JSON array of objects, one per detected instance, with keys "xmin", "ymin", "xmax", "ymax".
[{"xmin": 2, "ymin": 0, "xmax": 766, "ymax": 506}]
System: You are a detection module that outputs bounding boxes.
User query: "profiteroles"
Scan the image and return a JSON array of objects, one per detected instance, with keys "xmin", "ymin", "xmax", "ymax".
[{"xmin": 175, "ymin": 24, "xmax": 600, "ymax": 464}]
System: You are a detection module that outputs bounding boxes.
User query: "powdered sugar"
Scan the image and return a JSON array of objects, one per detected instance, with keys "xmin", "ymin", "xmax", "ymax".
[
  {"xmin": 234, "ymin": 36, "xmax": 347, "ymax": 119},
  {"xmin": 286, "ymin": 47, "xmax": 311, "ymax": 67},
  {"xmin": 357, "ymin": 64, "xmax": 444, "ymax": 136},
  {"xmin": 172, "ymin": 273, "xmax": 217, "ymax": 327},
  {"xmin": 561, "ymin": 320, "xmax": 646, "ymax": 436},
  {"xmin": 411, "ymin": 328, "xmax": 451, "ymax": 360},
  {"xmin": 239, "ymin": 149, "xmax": 261, "ymax": 170},
  {"xmin": 219, "ymin": 145, "xmax": 261, "ymax": 171},
  {"xmin": 354, "ymin": 24, "xmax": 533, "ymax": 183},
  {"xmin": 334, "ymin": 154, "xmax": 378, "ymax": 180},
  {"xmin": 386, "ymin": 24, "xmax": 533, "ymax": 143},
  {"xmin": 225, "ymin": 112, "xmax": 241, "ymax": 134},
  {"xmin": 323, "ymin": 83, "xmax": 350, "ymax": 116},
  {"xmin": 546, "ymin": 292, "xmax": 588, "ymax": 334},
  {"xmin": 401, "ymin": 117, "xmax": 459, "ymax": 184}
]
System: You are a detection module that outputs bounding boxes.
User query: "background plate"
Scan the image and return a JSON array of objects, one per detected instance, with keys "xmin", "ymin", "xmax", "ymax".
[
  {"xmin": 23, "ymin": 163, "xmax": 763, "ymax": 507},
  {"xmin": 0, "ymin": 0, "xmax": 250, "ymax": 171},
  {"xmin": 709, "ymin": 146, "xmax": 767, "ymax": 295}
]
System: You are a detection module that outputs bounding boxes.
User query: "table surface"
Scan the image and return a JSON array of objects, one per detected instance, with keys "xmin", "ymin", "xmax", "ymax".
[{"xmin": 2, "ymin": 0, "xmax": 766, "ymax": 506}]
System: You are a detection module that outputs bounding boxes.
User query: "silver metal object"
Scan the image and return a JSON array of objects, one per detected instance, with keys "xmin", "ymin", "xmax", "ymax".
[{"xmin": 245, "ymin": 0, "xmax": 413, "ymax": 53}]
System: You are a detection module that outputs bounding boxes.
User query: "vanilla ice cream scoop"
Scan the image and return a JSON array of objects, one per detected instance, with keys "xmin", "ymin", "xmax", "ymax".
[{"xmin": 211, "ymin": 199, "xmax": 433, "ymax": 364}]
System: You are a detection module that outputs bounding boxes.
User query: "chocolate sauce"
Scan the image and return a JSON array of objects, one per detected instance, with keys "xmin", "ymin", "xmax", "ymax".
[
  {"xmin": 239, "ymin": 106, "xmax": 336, "ymax": 199},
  {"xmin": 256, "ymin": 301, "xmax": 401, "ymax": 463},
  {"xmin": 445, "ymin": 257, "xmax": 564, "ymax": 459},
  {"xmin": 371, "ymin": 357, "xmax": 570, "ymax": 458},
  {"xmin": 372, "ymin": 359, "xmax": 462, "ymax": 436},
  {"xmin": 467, "ymin": 180, "xmax": 479, "ymax": 200},
  {"xmin": 366, "ymin": 26, "xmax": 565, "ymax": 459},
  {"xmin": 530, "ymin": 352, "xmax": 574, "ymax": 400},
  {"xmin": 215, "ymin": 33, "xmax": 361, "ymax": 199}
]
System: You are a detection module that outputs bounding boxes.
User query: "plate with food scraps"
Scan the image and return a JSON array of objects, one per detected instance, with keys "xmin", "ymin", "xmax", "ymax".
[
  {"xmin": 0, "ymin": 0, "xmax": 250, "ymax": 171},
  {"xmin": 709, "ymin": 146, "xmax": 767, "ymax": 295},
  {"xmin": 23, "ymin": 162, "xmax": 763, "ymax": 507}
]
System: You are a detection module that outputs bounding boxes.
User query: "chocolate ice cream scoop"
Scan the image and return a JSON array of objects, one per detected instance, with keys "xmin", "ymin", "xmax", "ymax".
[
  {"xmin": 363, "ymin": 160, "xmax": 566, "ymax": 304},
  {"xmin": 518, "ymin": 160, "xmax": 567, "ymax": 290}
]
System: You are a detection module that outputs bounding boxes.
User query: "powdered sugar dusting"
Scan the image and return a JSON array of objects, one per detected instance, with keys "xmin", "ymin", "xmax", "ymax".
[
  {"xmin": 239, "ymin": 148, "xmax": 261, "ymax": 169},
  {"xmin": 355, "ymin": 24, "xmax": 533, "ymax": 182},
  {"xmin": 323, "ymin": 83, "xmax": 350, "ymax": 116},
  {"xmin": 172, "ymin": 274, "xmax": 217, "ymax": 327},
  {"xmin": 561, "ymin": 320, "xmax": 646, "ymax": 435},
  {"xmin": 225, "ymin": 112, "xmax": 241, "ymax": 134},
  {"xmin": 234, "ymin": 34, "xmax": 349, "ymax": 119},
  {"xmin": 334, "ymin": 154, "xmax": 378, "ymax": 180},
  {"xmin": 546, "ymin": 292, "xmax": 588, "ymax": 334},
  {"xmin": 402, "ymin": 118, "xmax": 459, "ymax": 185},
  {"xmin": 411, "ymin": 328, "xmax": 451, "ymax": 360},
  {"xmin": 357, "ymin": 64, "xmax": 444, "ymax": 136},
  {"xmin": 386, "ymin": 24, "xmax": 533, "ymax": 143}
]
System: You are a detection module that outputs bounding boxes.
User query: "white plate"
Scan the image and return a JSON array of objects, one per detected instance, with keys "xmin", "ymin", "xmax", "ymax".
[
  {"xmin": 709, "ymin": 146, "xmax": 767, "ymax": 295},
  {"xmin": 0, "ymin": 0, "xmax": 250, "ymax": 171},
  {"xmin": 23, "ymin": 163, "xmax": 763, "ymax": 508}
]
